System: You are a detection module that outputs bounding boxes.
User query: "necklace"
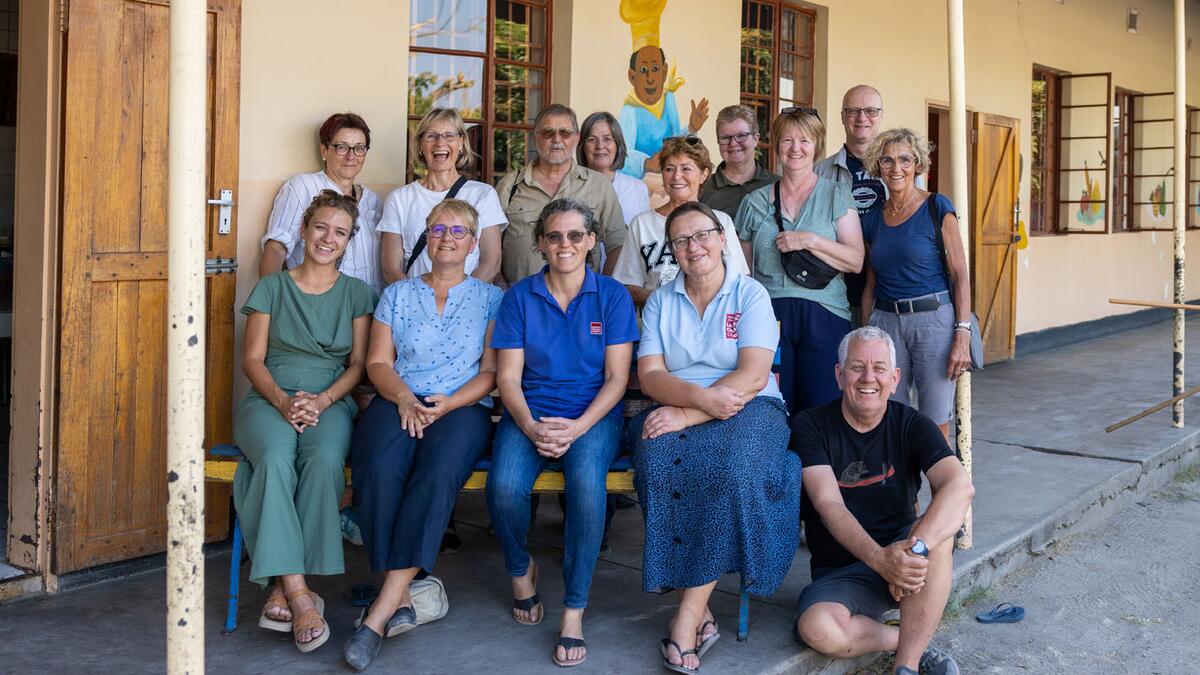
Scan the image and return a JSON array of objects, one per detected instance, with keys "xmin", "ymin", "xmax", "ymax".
[{"xmin": 885, "ymin": 191, "xmax": 919, "ymax": 218}]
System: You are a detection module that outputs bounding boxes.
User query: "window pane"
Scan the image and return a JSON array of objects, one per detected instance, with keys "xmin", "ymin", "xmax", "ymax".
[
  {"xmin": 494, "ymin": 64, "xmax": 544, "ymax": 125},
  {"xmin": 408, "ymin": 52, "xmax": 485, "ymax": 121},
  {"xmin": 493, "ymin": 128, "xmax": 533, "ymax": 177},
  {"xmin": 410, "ymin": 0, "xmax": 487, "ymax": 52},
  {"xmin": 496, "ymin": 1, "xmax": 547, "ymax": 65}
]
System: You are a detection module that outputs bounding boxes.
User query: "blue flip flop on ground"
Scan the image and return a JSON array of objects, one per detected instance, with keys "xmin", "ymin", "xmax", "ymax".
[{"xmin": 976, "ymin": 602, "xmax": 1025, "ymax": 624}]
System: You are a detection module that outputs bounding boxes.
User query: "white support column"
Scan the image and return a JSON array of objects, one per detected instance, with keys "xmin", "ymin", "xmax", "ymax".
[
  {"xmin": 947, "ymin": 0, "xmax": 973, "ymax": 549},
  {"xmin": 166, "ymin": 0, "xmax": 207, "ymax": 672},
  {"xmin": 1173, "ymin": 0, "xmax": 1187, "ymax": 428}
]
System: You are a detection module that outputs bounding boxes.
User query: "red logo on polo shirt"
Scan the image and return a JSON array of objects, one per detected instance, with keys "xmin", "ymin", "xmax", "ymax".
[
  {"xmin": 590, "ymin": 322, "xmax": 603, "ymax": 335},
  {"xmin": 725, "ymin": 313, "xmax": 741, "ymax": 339}
]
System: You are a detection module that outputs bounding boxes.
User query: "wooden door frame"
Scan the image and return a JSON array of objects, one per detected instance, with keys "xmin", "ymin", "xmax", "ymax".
[
  {"xmin": 971, "ymin": 112, "xmax": 1020, "ymax": 361},
  {"xmin": 4, "ymin": 0, "xmax": 63, "ymax": 594}
]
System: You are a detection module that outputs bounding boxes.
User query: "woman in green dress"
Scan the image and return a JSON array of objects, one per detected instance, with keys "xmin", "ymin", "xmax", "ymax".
[{"xmin": 234, "ymin": 189, "xmax": 377, "ymax": 653}]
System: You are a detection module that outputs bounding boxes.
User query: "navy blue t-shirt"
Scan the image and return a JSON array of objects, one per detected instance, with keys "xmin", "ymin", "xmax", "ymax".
[
  {"xmin": 844, "ymin": 150, "xmax": 885, "ymax": 306},
  {"xmin": 862, "ymin": 193, "xmax": 953, "ymax": 302},
  {"xmin": 491, "ymin": 266, "xmax": 639, "ymax": 419}
]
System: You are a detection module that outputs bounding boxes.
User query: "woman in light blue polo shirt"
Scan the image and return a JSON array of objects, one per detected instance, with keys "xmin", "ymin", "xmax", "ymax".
[
  {"xmin": 735, "ymin": 108, "xmax": 864, "ymax": 415},
  {"xmin": 344, "ymin": 200, "xmax": 502, "ymax": 670},
  {"xmin": 487, "ymin": 198, "xmax": 640, "ymax": 668},
  {"xmin": 634, "ymin": 201, "xmax": 800, "ymax": 673}
]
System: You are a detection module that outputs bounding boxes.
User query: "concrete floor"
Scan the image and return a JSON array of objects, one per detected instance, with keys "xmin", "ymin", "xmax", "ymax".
[{"xmin": 2, "ymin": 316, "xmax": 1200, "ymax": 674}]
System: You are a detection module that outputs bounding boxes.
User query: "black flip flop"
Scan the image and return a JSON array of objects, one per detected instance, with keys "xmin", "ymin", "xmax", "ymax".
[
  {"xmin": 695, "ymin": 620, "xmax": 720, "ymax": 658},
  {"xmin": 552, "ymin": 637, "xmax": 587, "ymax": 668},
  {"xmin": 660, "ymin": 638, "xmax": 700, "ymax": 674},
  {"xmin": 512, "ymin": 593, "xmax": 543, "ymax": 626}
]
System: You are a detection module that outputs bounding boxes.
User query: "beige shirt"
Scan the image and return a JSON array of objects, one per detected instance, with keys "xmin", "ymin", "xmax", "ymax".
[{"xmin": 495, "ymin": 160, "xmax": 626, "ymax": 283}]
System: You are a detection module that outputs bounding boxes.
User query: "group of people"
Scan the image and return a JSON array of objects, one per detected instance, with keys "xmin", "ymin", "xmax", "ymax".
[{"xmin": 233, "ymin": 84, "xmax": 975, "ymax": 675}]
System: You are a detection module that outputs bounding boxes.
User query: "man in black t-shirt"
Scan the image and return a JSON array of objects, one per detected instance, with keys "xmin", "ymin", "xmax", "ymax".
[{"xmin": 790, "ymin": 326, "xmax": 974, "ymax": 675}]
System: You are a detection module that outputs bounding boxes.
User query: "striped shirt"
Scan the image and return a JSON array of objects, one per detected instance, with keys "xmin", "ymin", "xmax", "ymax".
[{"xmin": 261, "ymin": 170, "xmax": 384, "ymax": 293}]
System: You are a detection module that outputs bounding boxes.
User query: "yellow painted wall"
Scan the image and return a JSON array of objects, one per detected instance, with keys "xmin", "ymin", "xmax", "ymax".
[{"xmin": 815, "ymin": 0, "xmax": 1200, "ymax": 334}]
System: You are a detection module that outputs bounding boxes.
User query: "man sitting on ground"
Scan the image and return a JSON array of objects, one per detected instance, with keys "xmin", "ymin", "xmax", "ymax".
[{"xmin": 790, "ymin": 326, "xmax": 974, "ymax": 675}]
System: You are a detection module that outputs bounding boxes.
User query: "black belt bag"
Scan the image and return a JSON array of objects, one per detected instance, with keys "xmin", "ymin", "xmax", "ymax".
[{"xmin": 773, "ymin": 181, "xmax": 839, "ymax": 290}]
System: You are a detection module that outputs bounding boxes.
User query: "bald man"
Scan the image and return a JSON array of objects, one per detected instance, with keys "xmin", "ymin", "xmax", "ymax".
[{"xmin": 816, "ymin": 85, "xmax": 887, "ymax": 325}]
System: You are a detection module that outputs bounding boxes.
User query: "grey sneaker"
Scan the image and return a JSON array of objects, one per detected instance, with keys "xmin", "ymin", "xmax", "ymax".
[
  {"xmin": 354, "ymin": 604, "xmax": 417, "ymax": 638},
  {"xmin": 918, "ymin": 644, "xmax": 961, "ymax": 675}
]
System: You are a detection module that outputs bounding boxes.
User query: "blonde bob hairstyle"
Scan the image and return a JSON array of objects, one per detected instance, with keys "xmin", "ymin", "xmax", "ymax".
[
  {"xmin": 657, "ymin": 135, "xmax": 715, "ymax": 176},
  {"xmin": 770, "ymin": 109, "xmax": 825, "ymax": 166},
  {"xmin": 411, "ymin": 107, "xmax": 476, "ymax": 171},
  {"xmin": 863, "ymin": 128, "xmax": 934, "ymax": 177},
  {"xmin": 424, "ymin": 198, "xmax": 480, "ymax": 237}
]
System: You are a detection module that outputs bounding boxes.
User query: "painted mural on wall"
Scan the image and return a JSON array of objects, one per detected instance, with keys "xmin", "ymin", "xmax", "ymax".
[
  {"xmin": 1076, "ymin": 161, "xmax": 1104, "ymax": 226},
  {"xmin": 1144, "ymin": 179, "xmax": 1168, "ymax": 224},
  {"xmin": 617, "ymin": 0, "xmax": 709, "ymax": 184}
]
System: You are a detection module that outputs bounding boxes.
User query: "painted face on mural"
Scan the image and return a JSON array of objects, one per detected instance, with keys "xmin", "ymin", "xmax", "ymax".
[{"xmin": 628, "ymin": 46, "xmax": 667, "ymax": 106}]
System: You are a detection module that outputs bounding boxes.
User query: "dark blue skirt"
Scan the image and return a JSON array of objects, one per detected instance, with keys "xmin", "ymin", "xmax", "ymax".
[{"xmin": 632, "ymin": 396, "xmax": 801, "ymax": 595}]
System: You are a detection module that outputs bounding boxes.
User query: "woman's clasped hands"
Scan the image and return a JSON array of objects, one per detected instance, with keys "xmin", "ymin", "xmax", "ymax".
[{"xmin": 275, "ymin": 390, "xmax": 335, "ymax": 433}]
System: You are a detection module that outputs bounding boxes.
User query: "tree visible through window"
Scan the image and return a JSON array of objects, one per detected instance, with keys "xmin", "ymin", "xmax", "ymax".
[
  {"xmin": 740, "ymin": 0, "xmax": 816, "ymax": 170},
  {"xmin": 1030, "ymin": 67, "xmax": 1060, "ymax": 234},
  {"xmin": 408, "ymin": 0, "xmax": 550, "ymax": 183}
]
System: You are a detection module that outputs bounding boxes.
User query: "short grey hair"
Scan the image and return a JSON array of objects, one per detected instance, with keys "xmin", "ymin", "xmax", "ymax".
[
  {"xmin": 532, "ymin": 198, "xmax": 597, "ymax": 249},
  {"xmin": 838, "ymin": 326, "xmax": 897, "ymax": 368}
]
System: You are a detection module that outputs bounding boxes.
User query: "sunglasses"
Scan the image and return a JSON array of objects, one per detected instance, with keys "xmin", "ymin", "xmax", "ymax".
[
  {"xmin": 541, "ymin": 230, "xmax": 590, "ymax": 245},
  {"xmin": 428, "ymin": 223, "xmax": 472, "ymax": 240},
  {"xmin": 780, "ymin": 106, "xmax": 821, "ymax": 121}
]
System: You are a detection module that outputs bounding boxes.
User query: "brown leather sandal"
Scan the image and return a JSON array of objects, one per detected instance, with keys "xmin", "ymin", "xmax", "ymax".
[
  {"xmin": 286, "ymin": 589, "xmax": 330, "ymax": 653},
  {"xmin": 258, "ymin": 589, "xmax": 292, "ymax": 633}
]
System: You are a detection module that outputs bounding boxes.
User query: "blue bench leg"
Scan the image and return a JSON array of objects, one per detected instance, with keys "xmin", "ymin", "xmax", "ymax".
[
  {"xmin": 738, "ymin": 574, "xmax": 749, "ymax": 642},
  {"xmin": 222, "ymin": 515, "xmax": 243, "ymax": 634}
]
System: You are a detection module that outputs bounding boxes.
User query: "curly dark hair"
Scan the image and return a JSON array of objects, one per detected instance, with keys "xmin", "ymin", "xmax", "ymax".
[{"xmin": 301, "ymin": 189, "xmax": 360, "ymax": 237}]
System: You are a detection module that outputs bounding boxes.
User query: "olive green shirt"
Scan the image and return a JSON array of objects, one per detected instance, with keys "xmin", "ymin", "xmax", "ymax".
[
  {"xmin": 495, "ymin": 160, "xmax": 626, "ymax": 284},
  {"xmin": 699, "ymin": 161, "xmax": 780, "ymax": 219}
]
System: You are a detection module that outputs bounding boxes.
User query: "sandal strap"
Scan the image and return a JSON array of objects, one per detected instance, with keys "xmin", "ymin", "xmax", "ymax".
[
  {"xmin": 292, "ymin": 604, "xmax": 326, "ymax": 632},
  {"xmin": 557, "ymin": 637, "xmax": 587, "ymax": 650},
  {"xmin": 661, "ymin": 638, "xmax": 699, "ymax": 657},
  {"xmin": 512, "ymin": 594, "xmax": 541, "ymax": 612}
]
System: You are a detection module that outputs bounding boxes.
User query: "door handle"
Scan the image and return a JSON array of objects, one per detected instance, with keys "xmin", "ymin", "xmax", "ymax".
[{"xmin": 207, "ymin": 189, "xmax": 234, "ymax": 235}]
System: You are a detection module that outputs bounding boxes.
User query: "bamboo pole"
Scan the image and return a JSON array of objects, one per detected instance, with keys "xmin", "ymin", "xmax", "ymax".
[
  {"xmin": 947, "ymin": 0, "xmax": 973, "ymax": 550},
  {"xmin": 1110, "ymin": 298, "xmax": 1200, "ymax": 311},
  {"xmin": 1106, "ymin": 383, "xmax": 1200, "ymax": 433},
  {"xmin": 1173, "ymin": 0, "xmax": 1187, "ymax": 428},
  {"xmin": 166, "ymin": 1, "xmax": 207, "ymax": 672}
]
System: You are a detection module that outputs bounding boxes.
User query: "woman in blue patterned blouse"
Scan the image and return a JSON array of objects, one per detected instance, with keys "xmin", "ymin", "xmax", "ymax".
[{"xmin": 343, "ymin": 200, "xmax": 503, "ymax": 670}]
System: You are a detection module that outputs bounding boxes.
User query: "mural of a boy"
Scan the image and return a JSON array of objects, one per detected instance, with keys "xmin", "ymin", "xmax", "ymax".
[{"xmin": 618, "ymin": 0, "xmax": 709, "ymax": 179}]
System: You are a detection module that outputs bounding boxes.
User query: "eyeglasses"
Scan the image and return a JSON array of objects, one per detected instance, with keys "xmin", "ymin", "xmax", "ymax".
[
  {"xmin": 717, "ymin": 131, "xmax": 756, "ymax": 146},
  {"xmin": 428, "ymin": 223, "xmax": 472, "ymax": 240},
  {"xmin": 420, "ymin": 131, "xmax": 462, "ymax": 143},
  {"xmin": 675, "ymin": 134, "xmax": 702, "ymax": 147},
  {"xmin": 668, "ymin": 226, "xmax": 723, "ymax": 251},
  {"xmin": 329, "ymin": 143, "xmax": 369, "ymax": 157},
  {"xmin": 780, "ymin": 106, "xmax": 821, "ymax": 120},
  {"xmin": 541, "ymin": 230, "xmax": 589, "ymax": 245},
  {"xmin": 842, "ymin": 107, "xmax": 883, "ymax": 119},
  {"xmin": 878, "ymin": 154, "xmax": 917, "ymax": 169},
  {"xmin": 537, "ymin": 127, "xmax": 578, "ymax": 140}
]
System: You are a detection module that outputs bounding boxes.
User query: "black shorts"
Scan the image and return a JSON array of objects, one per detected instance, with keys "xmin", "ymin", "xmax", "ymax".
[{"xmin": 792, "ymin": 560, "xmax": 897, "ymax": 645}]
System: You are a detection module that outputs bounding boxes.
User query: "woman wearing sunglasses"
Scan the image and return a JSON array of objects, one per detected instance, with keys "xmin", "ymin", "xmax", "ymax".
[
  {"xmin": 378, "ymin": 107, "xmax": 507, "ymax": 285},
  {"xmin": 612, "ymin": 135, "xmax": 750, "ymax": 307},
  {"xmin": 260, "ymin": 112, "xmax": 384, "ymax": 293},
  {"xmin": 344, "ymin": 200, "xmax": 503, "ymax": 670},
  {"xmin": 487, "ymin": 198, "xmax": 639, "ymax": 668},
  {"xmin": 860, "ymin": 128, "xmax": 972, "ymax": 441},
  {"xmin": 735, "ymin": 108, "xmax": 865, "ymax": 415},
  {"xmin": 632, "ymin": 202, "xmax": 800, "ymax": 673}
]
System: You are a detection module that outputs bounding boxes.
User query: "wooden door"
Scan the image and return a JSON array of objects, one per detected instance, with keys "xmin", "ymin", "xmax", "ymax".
[
  {"xmin": 971, "ymin": 113, "xmax": 1019, "ymax": 364},
  {"xmin": 55, "ymin": 0, "xmax": 241, "ymax": 573}
]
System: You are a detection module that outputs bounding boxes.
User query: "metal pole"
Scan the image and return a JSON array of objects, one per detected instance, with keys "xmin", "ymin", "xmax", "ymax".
[
  {"xmin": 947, "ymin": 0, "xmax": 973, "ymax": 549},
  {"xmin": 167, "ymin": 0, "xmax": 207, "ymax": 672},
  {"xmin": 1173, "ymin": 0, "xmax": 1187, "ymax": 428}
]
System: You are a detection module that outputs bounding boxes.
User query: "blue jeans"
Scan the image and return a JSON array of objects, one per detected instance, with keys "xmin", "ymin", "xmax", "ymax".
[{"xmin": 486, "ymin": 413, "xmax": 623, "ymax": 609}]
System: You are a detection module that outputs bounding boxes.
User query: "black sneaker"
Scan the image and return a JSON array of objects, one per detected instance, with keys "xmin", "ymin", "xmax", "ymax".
[
  {"xmin": 918, "ymin": 645, "xmax": 960, "ymax": 675},
  {"xmin": 439, "ymin": 529, "xmax": 462, "ymax": 554}
]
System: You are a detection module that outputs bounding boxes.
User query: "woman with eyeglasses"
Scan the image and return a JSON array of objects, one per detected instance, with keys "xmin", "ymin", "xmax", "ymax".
[
  {"xmin": 734, "ymin": 108, "xmax": 865, "ymax": 416},
  {"xmin": 486, "ymin": 198, "xmax": 639, "ymax": 668},
  {"xmin": 632, "ymin": 201, "xmax": 800, "ymax": 673},
  {"xmin": 699, "ymin": 104, "xmax": 780, "ymax": 219},
  {"xmin": 235, "ymin": 190, "xmax": 377, "ymax": 654},
  {"xmin": 343, "ymin": 199, "xmax": 503, "ymax": 670},
  {"xmin": 612, "ymin": 135, "xmax": 750, "ymax": 307},
  {"xmin": 860, "ymin": 128, "xmax": 971, "ymax": 441},
  {"xmin": 578, "ymin": 111, "xmax": 651, "ymax": 225},
  {"xmin": 378, "ymin": 108, "xmax": 507, "ymax": 285},
  {"xmin": 260, "ymin": 112, "xmax": 384, "ymax": 293}
]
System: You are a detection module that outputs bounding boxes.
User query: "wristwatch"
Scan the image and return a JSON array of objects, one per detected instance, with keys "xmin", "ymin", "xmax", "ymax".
[{"xmin": 909, "ymin": 538, "xmax": 930, "ymax": 557}]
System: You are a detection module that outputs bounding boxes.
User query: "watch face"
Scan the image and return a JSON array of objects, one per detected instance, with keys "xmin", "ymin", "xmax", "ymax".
[{"xmin": 911, "ymin": 539, "xmax": 929, "ymax": 556}]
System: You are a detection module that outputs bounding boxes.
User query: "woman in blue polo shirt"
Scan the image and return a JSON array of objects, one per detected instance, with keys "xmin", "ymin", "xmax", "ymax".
[
  {"xmin": 634, "ymin": 202, "xmax": 800, "ymax": 673},
  {"xmin": 487, "ymin": 198, "xmax": 639, "ymax": 668}
]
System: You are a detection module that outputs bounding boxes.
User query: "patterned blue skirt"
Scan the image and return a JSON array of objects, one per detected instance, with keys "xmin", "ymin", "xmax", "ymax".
[{"xmin": 632, "ymin": 396, "xmax": 801, "ymax": 595}]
